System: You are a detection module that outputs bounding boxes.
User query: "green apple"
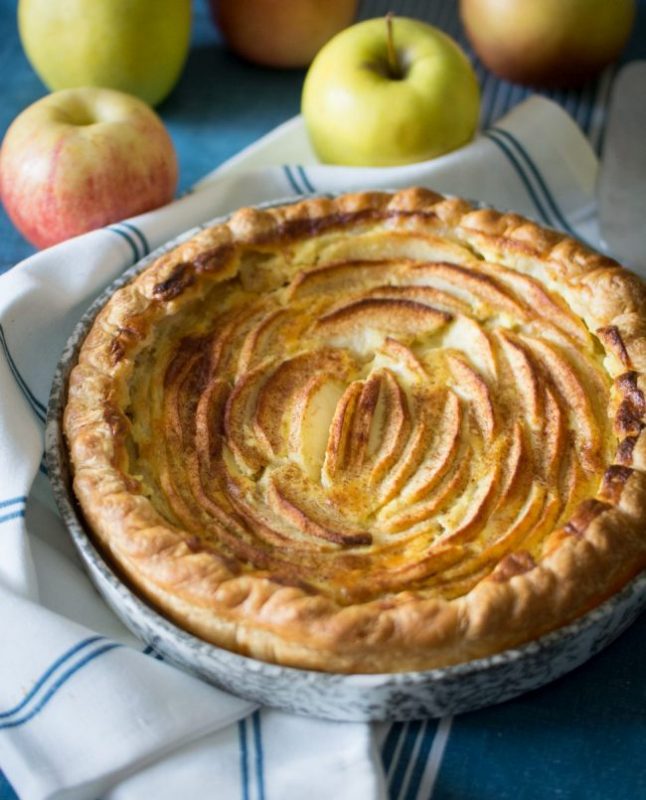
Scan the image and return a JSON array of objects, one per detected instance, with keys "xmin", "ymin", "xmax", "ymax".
[
  {"xmin": 460, "ymin": 0, "xmax": 635, "ymax": 87},
  {"xmin": 301, "ymin": 16, "xmax": 480, "ymax": 167},
  {"xmin": 18, "ymin": 0, "xmax": 191, "ymax": 106}
]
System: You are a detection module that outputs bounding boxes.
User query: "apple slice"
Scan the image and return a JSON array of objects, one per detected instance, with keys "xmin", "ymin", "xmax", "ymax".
[
  {"xmin": 377, "ymin": 388, "xmax": 445, "ymax": 505},
  {"xmin": 380, "ymin": 453, "xmax": 471, "ymax": 532},
  {"xmin": 520, "ymin": 336, "xmax": 602, "ymax": 472},
  {"xmin": 317, "ymin": 297, "xmax": 452, "ymax": 338},
  {"xmin": 287, "ymin": 258, "xmax": 409, "ymax": 300},
  {"xmin": 253, "ymin": 348, "xmax": 351, "ymax": 459},
  {"xmin": 410, "ymin": 261, "xmax": 526, "ymax": 320},
  {"xmin": 312, "ymin": 229, "xmax": 477, "ymax": 267},
  {"xmin": 447, "ymin": 355, "xmax": 495, "ymax": 442},
  {"xmin": 321, "ymin": 380, "xmax": 364, "ymax": 485},
  {"xmin": 288, "ymin": 374, "xmax": 347, "ymax": 480},
  {"xmin": 236, "ymin": 308, "xmax": 289, "ymax": 377},
  {"xmin": 371, "ymin": 338, "xmax": 428, "ymax": 386},
  {"xmin": 441, "ymin": 315, "xmax": 497, "ymax": 381},
  {"xmin": 484, "ymin": 261, "xmax": 591, "ymax": 346},
  {"xmin": 365, "ymin": 283, "xmax": 472, "ymax": 316},
  {"xmin": 267, "ymin": 466, "xmax": 372, "ymax": 547},
  {"xmin": 223, "ymin": 362, "xmax": 274, "ymax": 474},
  {"xmin": 368, "ymin": 369, "xmax": 412, "ymax": 484},
  {"xmin": 438, "ymin": 460, "xmax": 501, "ymax": 544},
  {"xmin": 381, "ymin": 390, "xmax": 462, "ymax": 508},
  {"xmin": 496, "ymin": 332, "xmax": 543, "ymax": 428}
]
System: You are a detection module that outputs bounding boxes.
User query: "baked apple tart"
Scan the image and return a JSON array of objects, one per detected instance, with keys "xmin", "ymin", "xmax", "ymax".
[{"xmin": 64, "ymin": 188, "xmax": 646, "ymax": 672}]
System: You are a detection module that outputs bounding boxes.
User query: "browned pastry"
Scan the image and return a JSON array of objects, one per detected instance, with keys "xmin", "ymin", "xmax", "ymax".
[{"xmin": 64, "ymin": 188, "xmax": 646, "ymax": 672}]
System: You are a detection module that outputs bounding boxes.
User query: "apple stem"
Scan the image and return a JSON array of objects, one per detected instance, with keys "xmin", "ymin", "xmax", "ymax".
[{"xmin": 385, "ymin": 13, "xmax": 402, "ymax": 80}]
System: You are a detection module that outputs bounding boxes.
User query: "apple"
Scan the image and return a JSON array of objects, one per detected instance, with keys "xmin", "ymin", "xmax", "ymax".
[
  {"xmin": 0, "ymin": 87, "xmax": 178, "ymax": 249},
  {"xmin": 460, "ymin": 0, "xmax": 635, "ymax": 87},
  {"xmin": 18, "ymin": 0, "xmax": 191, "ymax": 106},
  {"xmin": 301, "ymin": 16, "xmax": 480, "ymax": 167},
  {"xmin": 212, "ymin": 0, "xmax": 359, "ymax": 68}
]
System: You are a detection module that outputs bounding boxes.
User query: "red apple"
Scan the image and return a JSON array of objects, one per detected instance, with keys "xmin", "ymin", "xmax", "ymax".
[
  {"xmin": 460, "ymin": 0, "xmax": 635, "ymax": 87},
  {"xmin": 0, "ymin": 87, "xmax": 178, "ymax": 249},
  {"xmin": 212, "ymin": 0, "xmax": 359, "ymax": 68}
]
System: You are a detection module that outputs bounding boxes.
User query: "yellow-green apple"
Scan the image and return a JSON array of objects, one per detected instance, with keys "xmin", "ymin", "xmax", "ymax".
[
  {"xmin": 460, "ymin": 0, "xmax": 635, "ymax": 87},
  {"xmin": 302, "ymin": 16, "xmax": 480, "ymax": 166},
  {"xmin": 212, "ymin": 0, "xmax": 358, "ymax": 68},
  {"xmin": 0, "ymin": 87, "xmax": 178, "ymax": 249},
  {"xmin": 18, "ymin": 0, "xmax": 191, "ymax": 106}
]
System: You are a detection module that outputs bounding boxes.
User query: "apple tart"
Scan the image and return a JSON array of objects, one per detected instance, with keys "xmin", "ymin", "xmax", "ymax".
[{"xmin": 64, "ymin": 188, "xmax": 646, "ymax": 672}]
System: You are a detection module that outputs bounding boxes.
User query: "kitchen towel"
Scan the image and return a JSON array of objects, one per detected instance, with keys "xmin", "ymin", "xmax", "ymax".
[{"xmin": 0, "ymin": 96, "xmax": 609, "ymax": 800}]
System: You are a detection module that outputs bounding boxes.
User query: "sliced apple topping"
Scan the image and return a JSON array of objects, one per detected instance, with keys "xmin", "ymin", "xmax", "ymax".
[
  {"xmin": 287, "ymin": 258, "xmax": 408, "ymax": 300},
  {"xmin": 447, "ymin": 355, "xmax": 495, "ymax": 442},
  {"xmin": 127, "ymin": 206, "xmax": 616, "ymax": 607},
  {"xmin": 317, "ymin": 298, "xmax": 452, "ymax": 340},
  {"xmin": 442, "ymin": 315, "xmax": 498, "ymax": 382},
  {"xmin": 253, "ymin": 348, "xmax": 351, "ymax": 459},
  {"xmin": 410, "ymin": 261, "xmax": 526, "ymax": 320},
  {"xmin": 288, "ymin": 374, "xmax": 347, "ymax": 480},
  {"xmin": 267, "ymin": 466, "xmax": 372, "ymax": 547}
]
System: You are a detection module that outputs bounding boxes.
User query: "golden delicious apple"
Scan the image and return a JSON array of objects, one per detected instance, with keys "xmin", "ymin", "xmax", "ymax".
[
  {"xmin": 302, "ymin": 16, "xmax": 480, "ymax": 166},
  {"xmin": 18, "ymin": 0, "xmax": 191, "ymax": 106}
]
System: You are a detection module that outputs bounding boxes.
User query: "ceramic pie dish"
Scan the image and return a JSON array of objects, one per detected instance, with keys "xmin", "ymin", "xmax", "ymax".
[{"xmin": 47, "ymin": 189, "xmax": 646, "ymax": 721}]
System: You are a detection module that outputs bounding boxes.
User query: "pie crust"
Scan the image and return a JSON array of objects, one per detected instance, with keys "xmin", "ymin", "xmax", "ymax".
[{"xmin": 64, "ymin": 188, "xmax": 646, "ymax": 673}]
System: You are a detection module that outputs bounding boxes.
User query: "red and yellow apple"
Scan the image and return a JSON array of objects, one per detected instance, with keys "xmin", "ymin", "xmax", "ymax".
[
  {"xmin": 0, "ymin": 87, "xmax": 178, "ymax": 249},
  {"xmin": 18, "ymin": 0, "xmax": 191, "ymax": 106},
  {"xmin": 302, "ymin": 16, "xmax": 480, "ymax": 166},
  {"xmin": 460, "ymin": 0, "xmax": 636, "ymax": 87},
  {"xmin": 212, "ymin": 0, "xmax": 359, "ymax": 68}
]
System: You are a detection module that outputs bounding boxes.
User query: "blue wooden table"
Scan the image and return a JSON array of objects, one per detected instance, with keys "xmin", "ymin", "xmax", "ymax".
[{"xmin": 1, "ymin": 1, "xmax": 645, "ymax": 798}]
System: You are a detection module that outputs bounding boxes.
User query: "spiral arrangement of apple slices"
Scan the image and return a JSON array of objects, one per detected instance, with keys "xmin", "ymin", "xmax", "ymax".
[{"xmin": 66, "ymin": 189, "xmax": 646, "ymax": 671}]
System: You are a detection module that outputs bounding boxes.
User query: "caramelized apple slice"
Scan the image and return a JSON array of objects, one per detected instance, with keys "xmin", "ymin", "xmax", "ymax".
[
  {"xmin": 447, "ymin": 355, "xmax": 495, "ymax": 442},
  {"xmin": 442, "ymin": 315, "xmax": 498, "ymax": 381},
  {"xmin": 288, "ymin": 375, "xmax": 347, "ymax": 480},
  {"xmin": 317, "ymin": 298, "xmax": 451, "ymax": 339}
]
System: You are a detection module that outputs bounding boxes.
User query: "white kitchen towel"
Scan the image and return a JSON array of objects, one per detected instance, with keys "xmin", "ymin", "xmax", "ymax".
[{"xmin": 0, "ymin": 96, "xmax": 601, "ymax": 800}]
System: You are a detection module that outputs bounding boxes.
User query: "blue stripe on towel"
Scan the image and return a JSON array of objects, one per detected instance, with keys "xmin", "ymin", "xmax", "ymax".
[
  {"xmin": 0, "ymin": 324, "xmax": 47, "ymax": 422},
  {"xmin": 0, "ymin": 496, "xmax": 26, "ymax": 510},
  {"xmin": 296, "ymin": 165, "xmax": 316, "ymax": 194},
  {"xmin": 238, "ymin": 718, "xmax": 250, "ymax": 800},
  {"xmin": 252, "ymin": 710, "xmax": 266, "ymax": 800},
  {"xmin": 0, "ymin": 509, "xmax": 25, "ymax": 525},
  {"xmin": 119, "ymin": 222, "xmax": 150, "ymax": 256},
  {"xmin": 282, "ymin": 165, "xmax": 304, "ymax": 196},
  {"xmin": 0, "ymin": 642, "xmax": 121, "ymax": 729},
  {"xmin": 382, "ymin": 722, "xmax": 405, "ymax": 775},
  {"xmin": 0, "ymin": 636, "xmax": 105, "ymax": 719},
  {"xmin": 108, "ymin": 226, "xmax": 140, "ymax": 264},
  {"xmin": 482, "ymin": 132, "xmax": 552, "ymax": 226},
  {"xmin": 489, "ymin": 127, "xmax": 578, "ymax": 237}
]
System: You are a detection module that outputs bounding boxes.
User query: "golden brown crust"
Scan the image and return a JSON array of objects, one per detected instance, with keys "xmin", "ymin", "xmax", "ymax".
[{"xmin": 64, "ymin": 188, "xmax": 646, "ymax": 672}]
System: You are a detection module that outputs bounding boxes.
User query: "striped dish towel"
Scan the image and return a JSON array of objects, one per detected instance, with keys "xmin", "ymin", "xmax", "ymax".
[{"xmin": 0, "ymin": 97, "xmax": 605, "ymax": 800}]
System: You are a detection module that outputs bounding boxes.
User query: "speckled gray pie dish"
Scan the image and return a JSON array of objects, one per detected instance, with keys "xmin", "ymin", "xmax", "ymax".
[{"xmin": 46, "ymin": 200, "xmax": 646, "ymax": 722}]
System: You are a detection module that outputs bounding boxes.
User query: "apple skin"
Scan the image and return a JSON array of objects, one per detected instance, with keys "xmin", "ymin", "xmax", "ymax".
[
  {"xmin": 302, "ymin": 17, "xmax": 480, "ymax": 167},
  {"xmin": 212, "ymin": 0, "xmax": 359, "ymax": 68},
  {"xmin": 0, "ymin": 87, "xmax": 178, "ymax": 249},
  {"xmin": 18, "ymin": 0, "xmax": 191, "ymax": 106},
  {"xmin": 460, "ymin": 0, "xmax": 635, "ymax": 87}
]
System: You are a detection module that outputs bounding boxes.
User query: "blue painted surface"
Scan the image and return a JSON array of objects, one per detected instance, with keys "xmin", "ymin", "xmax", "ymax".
[{"xmin": 0, "ymin": 1, "xmax": 645, "ymax": 798}]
